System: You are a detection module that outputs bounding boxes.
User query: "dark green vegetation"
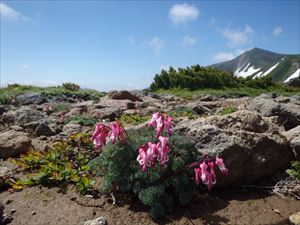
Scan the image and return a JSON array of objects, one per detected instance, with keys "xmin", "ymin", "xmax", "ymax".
[
  {"xmin": 89, "ymin": 127, "xmax": 201, "ymax": 218},
  {"xmin": 150, "ymin": 66, "xmax": 300, "ymax": 98},
  {"xmin": 9, "ymin": 133, "xmax": 96, "ymax": 194},
  {"xmin": 287, "ymin": 161, "xmax": 300, "ymax": 181},
  {"xmin": 65, "ymin": 115, "xmax": 97, "ymax": 126},
  {"xmin": 118, "ymin": 114, "xmax": 150, "ymax": 125},
  {"xmin": 0, "ymin": 84, "xmax": 105, "ymax": 104},
  {"xmin": 220, "ymin": 105, "xmax": 236, "ymax": 115}
]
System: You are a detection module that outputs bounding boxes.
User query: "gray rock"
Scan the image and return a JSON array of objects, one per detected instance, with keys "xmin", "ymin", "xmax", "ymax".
[
  {"xmin": 291, "ymin": 136, "xmax": 300, "ymax": 160},
  {"xmin": 247, "ymin": 94, "xmax": 300, "ymax": 130},
  {"xmin": 35, "ymin": 122, "xmax": 55, "ymax": 136},
  {"xmin": 109, "ymin": 90, "xmax": 142, "ymax": 102},
  {"xmin": 15, "ymin": 92, "xmax": 47, "ymax": 105},
  {"xmin": 0, "ymin": 130, "xmax": 31, "ymax": 159},
  {"xmin": 84, "ymin": 217, "xmax": 107, "ymax": 225},
  {"xmin": 10, "ymin": 125, "xmax": 24, "ymax": 132},
  {"xmin": 290, "ymin": 211, "xmax": 300, "ymax": 225},
  {"xmin": 15, "ymin": 107, "xmax": 45, "ymax": 126},
  {"xmin": 65, "ymin": 107, "xmax": 84, "ymax": 117},
  {"xmin": 62, "ymin": 123, "xmax": 82, "ymax": 135},
  {"xmin": 282, "ymin": 125, "xmax": 300, "ymax": 141},
  {"xmin": 175, "ymin": 110, "xmax": 292, "ymax": 187}
]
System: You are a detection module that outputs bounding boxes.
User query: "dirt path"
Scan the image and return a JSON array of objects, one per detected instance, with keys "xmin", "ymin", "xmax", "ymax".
[{"xmin": 1, "ymin": 185, "xmax": 299, "ymax": 225}]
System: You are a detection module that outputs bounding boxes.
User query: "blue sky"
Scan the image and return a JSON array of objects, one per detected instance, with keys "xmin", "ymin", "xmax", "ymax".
[{"xmin": 1, "ymin": 1, "xmax": 299, "ymax": 91}]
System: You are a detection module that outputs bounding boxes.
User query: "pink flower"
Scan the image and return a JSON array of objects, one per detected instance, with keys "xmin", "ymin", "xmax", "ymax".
[
  {"xmin": 92, "ymin": 124, "xmax": 108, "ymax": 150},
  {"xmin": 137, "ymin": 145, "xmax": 152, "ymax": 172},
  {"xmin": 194, "ymin": 167, "xmax": 202, "ymax": 185},
  {"xmin": 215, "ymin": 156, "xmax": 228, "ymax": 176},
  {"xmin": 208, "ymin": 161, "xmax": 216, "ymax": 185},
  {"xmin": 164, "ymin": 116, "xmax": 173, "ymax": 136},
  {"xmin": 148, "ymin": 112, "xmax": 160, "ymax": 127},
  {"xmin": 109, "ymin": 122, "xmax": 126, "ymax": 144},
  {"xmin": 148, "ymin": 112, "xmax": 174, "ymax": 137},
  {"xmin": 199, "ymin": 161, "xmax": 209, "ymax": 185},
  {"xmin": 147, "ymin": 142, "xmax": 159, "ymax": 168},
  {"xmin": 157, "ymin": 136, "xmax": 170, "ymax": 166}
]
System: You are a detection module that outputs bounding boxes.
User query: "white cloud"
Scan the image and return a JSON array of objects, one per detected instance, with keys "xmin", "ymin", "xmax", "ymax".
[
  {"xmin": 272, "ymin": 26, "xmax": 283, "ymax": 37},
  {"xmin": 221, "ymin": 25, "xmax": 254, "ymax": 47},
  {"xmin": 143, "ymin": 37, "xmax": 164, "ymax": 54},
  {"xmin": 128, "ymin": 36, "xmax": 136, "ymax": 44},
  {"xmin": 180, "ymin": 35, "xmax": 197, "ymax": 47},
  {"xmin": 212, "ymin": 49, "xmax": 248, "ymax": 62},
  {"xmin": 169, "ymin": 3, "xmax": 199, "ymax": 25},
  {"xmin": 20, "ymin": 64, "xmax": 30, "ymax": 69},
  {"xmin": 0, "ymin": 2, "xmax": 29, "ymax": 21}
]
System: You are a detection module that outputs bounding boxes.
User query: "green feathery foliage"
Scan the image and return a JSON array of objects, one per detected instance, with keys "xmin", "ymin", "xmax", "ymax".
[{"xmin": 89, "ymin": 127, "xmax": 200, "ymax": 218}]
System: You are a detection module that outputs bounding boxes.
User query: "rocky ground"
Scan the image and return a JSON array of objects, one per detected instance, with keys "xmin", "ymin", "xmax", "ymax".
[{"xmin": 0, "ymin": 90, "xmax": 300, "ymax": 225}]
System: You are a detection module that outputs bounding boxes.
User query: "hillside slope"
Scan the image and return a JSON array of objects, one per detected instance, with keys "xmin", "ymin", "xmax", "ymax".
[{"xmin": 209, "ymin": 48, "xmax": 300, "ymax": 83}]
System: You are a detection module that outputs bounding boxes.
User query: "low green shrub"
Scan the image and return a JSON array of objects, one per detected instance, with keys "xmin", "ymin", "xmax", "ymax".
[
  {"xmin": 53, "ymin": 103, "xmax": 71, "ymax": 113},
  {"xmin": 9, "ymin": 133, "xmax": 96, "ymax": 194},
  {"xmin": 62, "ymin": 82, "xmax": 80, "ymax": 91},
  {"xmin": 65, "ymin": 115, "xmax": 97, "ymax": 126},
  {"xmin": 89, "ymin": 127, "xmax": 201, "ymax": 218},
  {"xmin": 118, "ymin": 114, "xmax": 150, "ymax": 125},
  {"xmin": 287, "ymin": 161, "xmax": 300, "ymax": 181},
  {"xmin": 220, "ymin": 105, "xmax": 236, "ymax": 115}
]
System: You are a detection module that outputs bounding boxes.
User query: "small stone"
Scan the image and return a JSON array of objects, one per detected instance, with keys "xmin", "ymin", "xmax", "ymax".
[
  {"xmin": 273, "ymin": 208, "xmax": 280, "ymax": 214},
  {"xmin": 290, "ymin": 211, "xmax": 300, "ymax": 225},
  {"xmin": 32, "ymin": 210, "xmax": 36, "ymax": 215},
  {"xmin": 85, "ymin": 195, "xmax": 94, "ymax": 198},
  {"xmin": 84, "ymin": 216, "xmax": 107, "ymax": 225},
  {"xmin": 10, "ymin": 209, "xmax": 16, "ymax": 214}
]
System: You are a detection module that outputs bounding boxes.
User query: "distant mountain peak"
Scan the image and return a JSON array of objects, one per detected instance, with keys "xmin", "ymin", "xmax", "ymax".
[{"xmin": 209, "ymin": 47, "xmax": 299, "ymax": 83}]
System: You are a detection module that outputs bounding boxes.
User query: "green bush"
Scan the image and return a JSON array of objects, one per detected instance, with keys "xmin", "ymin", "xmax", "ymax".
[
  {"xmin": 287, "ymin": 161, "xmax": 300, "ymax": 181},
  {"xmin": 118, "ymin": 114, "xmax": 150, "ymax": 125},
  {"xmin": 150, "ymin": 65, "xmax": 280, "ymax": 91},
  {"xmin": 62, "ymin": 82, "xmax": 80, "ymax": 91},
  {"xmin": 220, "ymin": 105, "xmax": 236, "ymax": 115},
  {"xmin": 88, "ymin": 127, "xmax": 201, "ymax": 218},
  {"xmin": 53, "ymin": 103, "xmax": 71, "ymax": 113},
  {"xmin": 65, "ymin": 115, "xmax": 97, "ymax": 126}
]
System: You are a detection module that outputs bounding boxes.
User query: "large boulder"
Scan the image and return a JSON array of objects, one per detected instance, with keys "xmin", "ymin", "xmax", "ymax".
[
  {"xmin": 15, "ymin": 107, "xmax": 45, "ymax": 126},
  {"xmin": 15, "ymin": 92, "xmax": 47, "ymax": 105},
  {"xmin": 175, "ymin": 110, "xmax": 292, "ymax": 187},
  {"xmin": 247, "ymin": 94, "xmax": 300, "ymax": 130},
  {"xmin": 109, "ymin": 90, "xmax": 142, "ymax": 102},
  {"xmin": 283, "ymin": 125, "xmax": 300, "ymax": 160},
  {"xmin": 0, "ymin": 130, "xmax": 31, "ymax": 159}
]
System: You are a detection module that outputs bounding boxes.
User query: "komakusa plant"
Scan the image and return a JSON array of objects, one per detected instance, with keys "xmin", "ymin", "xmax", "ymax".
[{"xmin": 89, "ymin": 112, "xmax": 228, "ymax": 218}]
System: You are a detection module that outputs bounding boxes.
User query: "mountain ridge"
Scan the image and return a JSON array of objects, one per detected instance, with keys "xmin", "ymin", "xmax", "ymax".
[{"xmin": 208, "ymin": 47, "xmax": 300, "ymax": 83}]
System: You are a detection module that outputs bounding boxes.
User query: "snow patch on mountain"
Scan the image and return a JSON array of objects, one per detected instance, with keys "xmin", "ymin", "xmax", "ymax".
[
  {"xmin": 261, "ymin": 62, "xmax": 280, "ymax": 76},
  {"xmin": 234, "ymin": 63, "xmax": 261, "ymax": 77},
  {"xmin": 284, "ymin": 68, "xmax": 300, "ymax": 83}
]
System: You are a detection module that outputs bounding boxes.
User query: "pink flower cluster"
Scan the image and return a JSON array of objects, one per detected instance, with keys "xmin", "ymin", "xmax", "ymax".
[
  {"xmin": 137, "ymin": 136, "xmax": 170, "ymax": 172},
  {"xmin": 148, "ymin": 112, "xmax": 174, "ymax": 137},
  {"xmin": 92, "ymin": 121, "xmax": 126, "ymax": 151},
  {"xmin": 194, "ymin": 156, "xmax": 228, "ymax": 190},
  {"xmin": 137, "ymin": 112, "xmax": 174, "ymax": 172}
]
